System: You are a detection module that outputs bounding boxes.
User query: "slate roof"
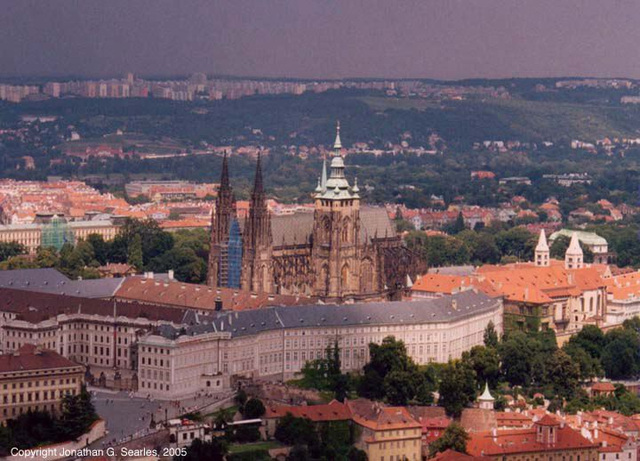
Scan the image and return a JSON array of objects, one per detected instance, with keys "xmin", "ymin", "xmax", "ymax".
[
  {"xmin": 157, "ymin": 290, "xmax": 501, "ymax": 339},
  {"xmin": 0, "ymin": 268, "xmax": 123, "ymax": 298}
]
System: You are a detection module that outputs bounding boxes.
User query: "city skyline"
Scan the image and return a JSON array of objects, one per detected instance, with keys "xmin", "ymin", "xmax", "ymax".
[{"xmin": 2, "ymin": 0, "xmax": 640, "ymax": 80}]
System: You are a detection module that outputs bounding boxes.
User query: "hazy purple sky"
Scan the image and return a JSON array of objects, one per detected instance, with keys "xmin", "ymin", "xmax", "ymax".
[{"xmin": 2, "ymin": 0, "xmax": 640, "ymax": 80}]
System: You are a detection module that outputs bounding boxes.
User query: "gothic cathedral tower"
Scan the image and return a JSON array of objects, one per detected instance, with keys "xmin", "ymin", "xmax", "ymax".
[
  {"xmin": 207, "ymin": 153, "xmax": 236, "ymax": 287},
  {"xmin": 241, "ymin": 154, "xmax": 274, "ymax": 292},
  {"xmin": 311, "ymin": 122, "xmax": 361, "ymax": 301}
]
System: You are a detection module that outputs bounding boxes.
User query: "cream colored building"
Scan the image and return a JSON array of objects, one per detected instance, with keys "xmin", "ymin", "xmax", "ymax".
[
  {"xmin": 0, "ymin": 219, "xmax": 118, "ymax": 253},
  {"xmin": 0, "ymin": 344, "xmax": 84, "ymax": 423},
  {"xmin": 138, "ymin": 290, "xmax": 503, "ymax": 399}
]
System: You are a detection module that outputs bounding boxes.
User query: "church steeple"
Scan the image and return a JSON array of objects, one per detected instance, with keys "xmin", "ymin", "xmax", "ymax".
[
  {"xmin": 220, "ymin": 151, "xmax": 230, "ymax": 192},
  {"xmin": 565, "ymin": 232, "xmax": 583, "ymax": 269},
  {"xmin": 315, "ymin": 122, "xmax": 359, "ymax": 201},
  {"xmin": 333, "ymin": 120, "xmax": 342, "ymax": 150},
  {"xmin": 252, "ymin": 152, "xmax": 264, "ymax": 196},
  {"xmin": 208, "ymin": 152, "xmax": 236, "ymax": 287},
  {"xmin": 241, "ymin": 153, "xmax": 273, "ymax": 292},
  {"xmin": 535, "ymin": 229, "xmax": 550, "ymax": 267},
  {"xmin": 311, "ymin": 122, "xmax": 361, "ymax": 301}
]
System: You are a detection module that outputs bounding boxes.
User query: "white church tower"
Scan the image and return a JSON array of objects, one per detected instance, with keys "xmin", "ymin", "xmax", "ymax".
[
  {"xmin": 535, "ymin": 229, "xmax": 550, "ymax": 267},
  {"xmin": 478, "ymin": 382, "xmax": 495, "ymax": 410},
  {"xmin": 565, "ymin": 232, "xmax": 584, "ymax": 269}
]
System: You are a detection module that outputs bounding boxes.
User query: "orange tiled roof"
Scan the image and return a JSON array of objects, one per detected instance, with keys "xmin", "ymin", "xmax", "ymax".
[
  {"xmin": 115, "ymin": 277, "xmax": 313, "ymax": 311},
  {"xmin": 412, "ymin": 274, "xmax": 473, "ymax": 294},
  {"xmin": 468, "ymin": 425, "xmax": 596, "ymax": 457},
  {"xmin": 591, "ymin": 382, "xmax": 616, "ymax": 392},
  {"xmin": 347, "ymin": 399, "xmax": 421, "ymax": 431},
  {"xmin": 431, "ymin": 450, "xmax": 491, "ymax": 461}
]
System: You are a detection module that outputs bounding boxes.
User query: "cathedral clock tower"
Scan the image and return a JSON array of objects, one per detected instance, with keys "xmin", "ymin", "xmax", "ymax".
[{"xmin": 311, "ymin": 122, "xmax": 361, "ymax": 301}]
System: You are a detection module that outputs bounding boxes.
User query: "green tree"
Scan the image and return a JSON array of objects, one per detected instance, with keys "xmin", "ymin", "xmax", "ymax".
[
  {"xmin": 148, "ymin": 246, "xmax": 207, "ymax": 283},
  {"xmin": 274, "ymin": 414, "xmax": 318, "ymax": 447},
  {"xmin": 438, "ymin": 360, "xmax": 477, "ymax": 417},
  {"xmin": 446, "ymin": 212, "xmax": 466, "ymax": 235},
  {"xmin": 0, "ymin": 242, "xmax": 26, "ymax": 262},
  {"xmin": 562, "ymin": 342, "xmax": 602, "ymax": 381},
  {"xmin": 462, "ymin": 345, "xmax": 500, "ymax": 388},
  {"xmin": 428, "ymin": 423, "xmax": 470, "ymax": 457},
  {"xmin": 567, "ymin": 325, "xmax": 606, "ymax": 359},
  {"xmin": 544, "ymin": 350, "xmax": 581, "ymax": 400},
  {"xmin": 495, "ymin": 227, "xmax": 534, "ymax": 260},
  {"xmin": 56, "ymin": 385, "xmax": 98, "ymax": 440},
  {"xmin": 483, "ymin": 321, "xmax": 499, "ymax": 348},
  {"xmin": 499, "ymin": 331, "xmax": 534, "ymax": 386},
  {"xmin": 242, "ymin": 398, "xmax": 266, "ymax": 419},
  {"xmin": 127, "ymin": 234, "xmax": 144, "ymax": 270},
  {"xmin": 86, "ymin": 233, "xmax": 110, "ymax": 265},
  {"xmin": 601, "ymin": 329, "xmax": 640, "ymax": 379},
  {"xmin": 36, "ymin": 246, "xmax": 60, "ymax": 268}
]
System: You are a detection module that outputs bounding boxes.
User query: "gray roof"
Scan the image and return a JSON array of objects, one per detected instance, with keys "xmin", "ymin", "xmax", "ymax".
[
  {"xmin": 428, "ymin": 265, "xmax": 476, "ymax": 276},
  {"xmin": 157, "ymin": 290, "xmax": 500, "ymax": 340},
  {"xmin": 0, "ymin": 268, "xmax": 70, "ymax": 288},
  {"xmin": 268, "ymin": 206, "xmax": 396, "ymax": 247},
  {"xmin": 0, "ymin": 268, "xmax": 123, "ymax": 298}
]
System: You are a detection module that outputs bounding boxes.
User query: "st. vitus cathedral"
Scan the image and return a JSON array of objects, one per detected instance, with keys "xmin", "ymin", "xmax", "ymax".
[{"xmin": 207, "ymin": 124, "xmax": 423, "ymax": 302}]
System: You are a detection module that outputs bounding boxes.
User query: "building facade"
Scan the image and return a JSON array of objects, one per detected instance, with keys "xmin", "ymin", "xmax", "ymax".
[
  {"xmin": 137, "ymin": 290, "xmax": 503, "ymax": 399},
  {"xmin": 208, "ymin": 125, "xmax": 423, "ymax": 302},
  {"xmin": 0, "ymin": 344, "xmax": 84, "ymax": 424}
]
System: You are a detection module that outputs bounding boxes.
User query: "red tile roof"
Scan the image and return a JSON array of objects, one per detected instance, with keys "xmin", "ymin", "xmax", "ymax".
[
  {"xmin": 0, "ymin": 344, "xmax": 82, "ymax": 373},
  {"xmin": 347, "ymin": 399, "xmax": 421, "ymax": 431},
  {"xmin": 115, "ymin": 278, "xmax": 314, "ymax": 312},
  {"xmin": 468, "ymin": 425, "xmax": 596, "ymax": 457},
  {"xmin": 431, "ymin": 449, "xmax": 491, "ymax": 461}
]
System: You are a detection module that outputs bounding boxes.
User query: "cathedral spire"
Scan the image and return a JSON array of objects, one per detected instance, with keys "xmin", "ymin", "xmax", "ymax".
[
  {"xmin": 252, "ymin": 152, "xmax": 264, "ymax": 196},
  {"xmin": 333, "ymin": 120, "xmax": 342, "ymax": 151},
  {"xmin": 220, "ymin": 151, "xmax": 230, "ymax": 191}
]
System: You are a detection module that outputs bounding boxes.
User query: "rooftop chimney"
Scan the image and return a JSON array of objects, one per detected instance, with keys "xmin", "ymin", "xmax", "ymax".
[{"xmin": 168, "ymin": 270, "xmax": 174, "ymax": 280}]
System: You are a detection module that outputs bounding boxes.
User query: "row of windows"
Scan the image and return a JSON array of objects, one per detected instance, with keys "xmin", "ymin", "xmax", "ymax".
[
  {"xmin": 1, "ymin": 387, "xmax": 76, "ymax": 404},
  {"xmin": 1, "ymin": 378, "xmax": 76, "ymax": 390}
]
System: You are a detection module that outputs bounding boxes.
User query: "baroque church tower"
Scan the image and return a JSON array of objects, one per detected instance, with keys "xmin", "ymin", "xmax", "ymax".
[
  {"xmin": 207, "ymin": 153, "xmax": 237, "ymax": 287},
  {"xmin": 241, "ymin": 154, "xmax": 273, "ymax": 292},
  {"xmin": 311, "ymin": 122, "xmax": 362, "ymax": 300}
]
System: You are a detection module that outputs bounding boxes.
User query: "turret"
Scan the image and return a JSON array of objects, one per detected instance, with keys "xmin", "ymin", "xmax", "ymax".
[
  {"xmin": 478, "ymin": 382, "xmax": 495, "ymax": 410},
  {"xmin": 565, "ymin": 232, "xmax": 583, "ymax": 269},
  {"xmin": 535, "ymin": 229, "xmax": 550, "ymax": 267}
]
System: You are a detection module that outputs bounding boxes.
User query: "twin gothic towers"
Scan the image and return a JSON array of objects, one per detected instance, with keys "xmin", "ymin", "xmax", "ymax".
[{"xmin": 207, "ymin": 124, "xmax": 421, "ymax": 302}]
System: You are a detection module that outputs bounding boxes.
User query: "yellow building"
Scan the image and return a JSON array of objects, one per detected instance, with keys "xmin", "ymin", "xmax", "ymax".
[
  {"xmin": 347, "ymin": 399, "xmax": 422, "ymax": 461},
  {"xmin": 0, "ymin": 344, "xmax": 84, "ymax": 423}
]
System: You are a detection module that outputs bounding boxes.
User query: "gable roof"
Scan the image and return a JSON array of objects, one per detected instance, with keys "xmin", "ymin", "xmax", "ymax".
[{"xmin": 347, "ymin": 398, "xmax": 421, "ymax": 431}]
